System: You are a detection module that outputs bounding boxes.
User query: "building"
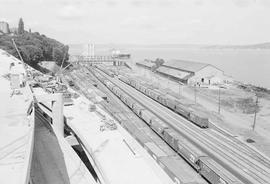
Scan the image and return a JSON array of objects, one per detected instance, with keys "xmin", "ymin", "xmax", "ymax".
[
  {"xmin": 156, "ymin": 59, "xmax": 225, "ymax": 85},
  {"xmin": 9, "ymin": 27, "xmax": 18, "ymax": 34},
  {"xmin": 0, "ymin": 21, "xmax": 10, "ymax": 34},
  {"xmin": 136, "ymin": 59, "xmax": 156, "ymax": 70}
]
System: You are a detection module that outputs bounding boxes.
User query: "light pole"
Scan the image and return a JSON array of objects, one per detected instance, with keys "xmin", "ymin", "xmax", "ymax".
[{"xmin": 252, "ymin": 94, "xmax": 259, "ymax": 131}]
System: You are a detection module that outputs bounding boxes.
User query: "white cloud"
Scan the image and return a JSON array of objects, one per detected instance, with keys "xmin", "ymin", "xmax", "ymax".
[{"xmin": 58, "ymin": 4, "xmax": 85, "ymax": 19}]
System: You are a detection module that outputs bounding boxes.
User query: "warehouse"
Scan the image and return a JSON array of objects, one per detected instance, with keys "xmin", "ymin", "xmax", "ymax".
[
  {"xmin": 136, "ymin": 60, "xmax": 156, "ymax": 70},
  {"xmin": 156, "ymin": 59, "xmax": 225, "ymax": 85}
]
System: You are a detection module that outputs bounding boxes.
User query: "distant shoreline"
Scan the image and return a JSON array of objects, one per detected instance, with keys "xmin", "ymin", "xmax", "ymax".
[{"xmin": 69, "ymin": 42, "xmax": 270, "ymax": 50}]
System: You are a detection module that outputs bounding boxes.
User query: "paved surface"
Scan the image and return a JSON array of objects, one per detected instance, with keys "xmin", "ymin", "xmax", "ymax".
[
  {"xmin": 65, "ymin": 94, "xmax": 175, "ymax": 184},
  {"xmin": 0, "ymin": 49, "xmax": 34, "ymax": 184}
]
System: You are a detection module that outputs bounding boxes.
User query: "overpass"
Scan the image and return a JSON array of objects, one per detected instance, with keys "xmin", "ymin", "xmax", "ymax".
[{"xmin": 70, "ymin": 55, "xmax": 128, "ymax": 66}]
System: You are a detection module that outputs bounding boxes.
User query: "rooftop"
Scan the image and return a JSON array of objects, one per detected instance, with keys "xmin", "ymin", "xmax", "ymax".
[
  {"xmin": 64, "ymin": 95, "xmax": 174, "ymax": 184},
  {"xmin": 162, "ymin": 59, "xmax": 211, "ymax": 73},
  {"xmin": 136, "ymin": 60, "xmax": 156, "ymax": 68},
  {"xmin": 156, "ymin": 66, "xmax": 191, "ymax": 80}
]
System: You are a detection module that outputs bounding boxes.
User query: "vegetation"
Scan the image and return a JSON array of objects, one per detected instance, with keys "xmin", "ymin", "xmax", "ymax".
[
  {"xmin": 0, "ymin": 29, "xmax": 69, "ymax": 69},
  {"xmin": 0, "ymin": 18, "xmax": 69, "ymax": 72},
  {"xmin": 151, "ymin": 58, "xmax": 165, "ymax": 71}
]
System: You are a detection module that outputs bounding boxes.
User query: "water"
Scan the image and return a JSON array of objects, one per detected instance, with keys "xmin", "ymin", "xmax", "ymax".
[{"xmin": 69, "ymin": 45, "xmax": 270, "ymax": 89}]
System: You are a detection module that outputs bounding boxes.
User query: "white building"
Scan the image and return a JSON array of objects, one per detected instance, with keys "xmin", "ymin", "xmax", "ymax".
[
  {"xmin": 0, "ymin": 21, "xmax": 10, "ymax": 34},
  {"xmin": 156, "ymin": 59, "xmax": 226, "ymax": 85}
]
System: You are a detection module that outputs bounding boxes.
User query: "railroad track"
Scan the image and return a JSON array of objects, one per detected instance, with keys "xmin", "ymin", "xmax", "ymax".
[
  {"xmin": 209, "ymin": 128, "xmax": 270, "ymax": 169},
  {"xmin": 92, "ymin": 68, "xmax": 270, "ymax": 184}
]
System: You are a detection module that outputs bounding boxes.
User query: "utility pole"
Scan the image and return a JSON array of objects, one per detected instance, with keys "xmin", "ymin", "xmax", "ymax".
[
  {"xmin": 179, "ymin": 81, "xmax": 184, "ymax": 96},
  {"xmin": 179, "ymin": 83, "xmax": 181, "ymax": 96},
  {"xmin": 194, "ymin": 85, "xmax": 197, "ymax": 103},
  {"xmin": 218, "ymin": 86, "xmax": 221, "ymax": 114},
  {"xmin": 252, "ymin": 95, "xmax": 259, "ymax": 131},
  {"xmin": 87, "ymin": 44, "xmax": 90, "ymax": 57}
]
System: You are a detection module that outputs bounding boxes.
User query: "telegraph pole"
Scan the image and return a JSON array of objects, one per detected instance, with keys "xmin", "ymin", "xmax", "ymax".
[
  {"xmin": 218, "ymin": 86, "xmax": 221, "ymax": 114},
  {"xmin": 194, "ymin": 85, "xmax": 197, "ymax": 103},
  {"xmin": 252, "ymin": 95, "xmax": 259, "ymax": 131},
  {"xmin": 179, "ymin": 81, "xmax": 184, "ymax": 96},
  {"xmin": 179, "ymin": 83, "xmax": 181, "ymax": 96}
]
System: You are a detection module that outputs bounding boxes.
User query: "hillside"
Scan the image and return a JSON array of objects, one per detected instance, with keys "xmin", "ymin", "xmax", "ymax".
[{"xmin": 0, "ymin": 32, "xmax": 69, "ymax": 70}]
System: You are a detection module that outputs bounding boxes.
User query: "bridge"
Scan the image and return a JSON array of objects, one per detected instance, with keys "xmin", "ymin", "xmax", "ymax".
[{"xmin": 69, "ymin": 55, "xmax": 128, "ymax": 66}]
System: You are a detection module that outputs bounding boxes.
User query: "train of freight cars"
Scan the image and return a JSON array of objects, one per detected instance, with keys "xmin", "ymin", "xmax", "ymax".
[
  {"xmin": 92, "ymin": 69, "xmax": 243, "ymax": 184},
  {"xmin": 118, "ymin": 75, "xmax": 209, "ymax": 128},
  {"xmin": 95, "ymin": 65, "xmax": 209, "ymax": 128}
]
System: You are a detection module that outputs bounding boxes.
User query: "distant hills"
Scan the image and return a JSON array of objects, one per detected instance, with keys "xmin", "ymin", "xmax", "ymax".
[
  {"xmin": 69, "ymin": 42, "xmax": 270, "ymax": 51},
  {"xmin": 205, "ymin": 42, "xmax": 270, "ymax": 49}
]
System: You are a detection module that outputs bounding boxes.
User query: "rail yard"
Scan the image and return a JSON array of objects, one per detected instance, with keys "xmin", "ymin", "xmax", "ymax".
[{"xmin": 62, "ymin": 62, "xmax": 270, "ymax": 184}]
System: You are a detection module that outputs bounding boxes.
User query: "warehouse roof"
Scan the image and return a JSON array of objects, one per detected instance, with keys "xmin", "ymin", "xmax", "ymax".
[
  {"xmin": 162, "ymin": 60, "xmax": 213, "ymax": 73},
  {"xmin": 156, "ymin": 66, "xmax": 190, "ymax": 79},
  {"xmin": 136, "ymin": 60, "xmax": 156, "ymax": 68}
]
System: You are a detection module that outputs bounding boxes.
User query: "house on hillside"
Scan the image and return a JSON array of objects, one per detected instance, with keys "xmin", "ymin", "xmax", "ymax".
[{"xmin": 156, "ymin": 59, "xmax": 226, "ymax": 85}]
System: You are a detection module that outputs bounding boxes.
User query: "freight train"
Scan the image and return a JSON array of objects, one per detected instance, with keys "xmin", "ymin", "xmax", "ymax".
[
  {"xmin": 119, "ymin": 76, "xmax": 209, "ymax": 128},
  {"xmin": 92, "ymin": 68, "xmax": 243, "ymax": 184}
]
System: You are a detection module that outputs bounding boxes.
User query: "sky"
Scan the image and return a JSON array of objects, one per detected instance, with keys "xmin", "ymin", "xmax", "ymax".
[{"xmin": 1, "ymin": 0, "xmax": 270, "ymax": 45}]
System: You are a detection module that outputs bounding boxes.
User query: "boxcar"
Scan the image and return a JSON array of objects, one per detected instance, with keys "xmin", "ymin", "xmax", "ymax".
[
  {"xmin": 175, "ymin": 104, "xmax": 190, "ymax": 119},
  {"xmin": 120, "ymin": 93, "xmax": 128, "ymax": 102},
  {"xmin": 113, "ymin": 87, "xmax": 122, "ymax": 97},
  {"xmin": 163, "ymin": 129, "xmax": 179, "ymax": 151},
  {"xmin": 149, "ymin": 90, "xmax": 162, "ymax": 101},
  {"xmin": 150, "ymin": 118, "xmax": 169, "ymax": 135},
  {"xmin": 157, "ymin": 94, "xmax": 167, "ymax": 106},
  {"xmin": 145, "ymin": 88, "xmax": 153, "ymax": 97},
  {"xmin": 119, "ymin": 76, "xmax": 129, "ymax": 84},
  {"xmin": 132, "ymin": 103, "xmax": 145, "ymax": 116},
  {"xmin": 140, "ymin": 109, "xmax": 155, "ymax": 125},
  {"xmin": 106, "ymin": 82, "xmax": 115, "ymax": 91},
  {"xmin": 130, "ymin": 79, "xmax": 138, "ymax": 88},
  {"xmin": 163, "ymin": 94, "xmax": 177, "ymax": 110},
  {"xmin": 177, "ymin": 137, "xmax": 206, "ymax": 170},
  {"xmin": 126, "ymin": 97, "xmax": 136, "ymax": 109},
  {"xmin": 189, "ymin": 111, "xmax": 209, "ymax": 128},
  {"xmin": 139, "ymin": 85, "xmax": 147, "ymax": 94},
  {"xmin": 133, "ymin": 81, "xmax": 141, "ymax": 91},
  {"xmin": 111, "ymin": 86, "xmax": 118, "ymax": 94},
  {"xmin": 198, "ymin": 157, "xmax": 243, "ymax": 184}
]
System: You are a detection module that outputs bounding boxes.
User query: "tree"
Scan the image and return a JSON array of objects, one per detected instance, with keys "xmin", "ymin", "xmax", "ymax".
[
  {"xmin": 18, "ymin": 18, "xmax": 24, "ymax": 34},
  {"xmin": 52, "ymin": 47, "xmax": 63, "ymax": 65}
]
